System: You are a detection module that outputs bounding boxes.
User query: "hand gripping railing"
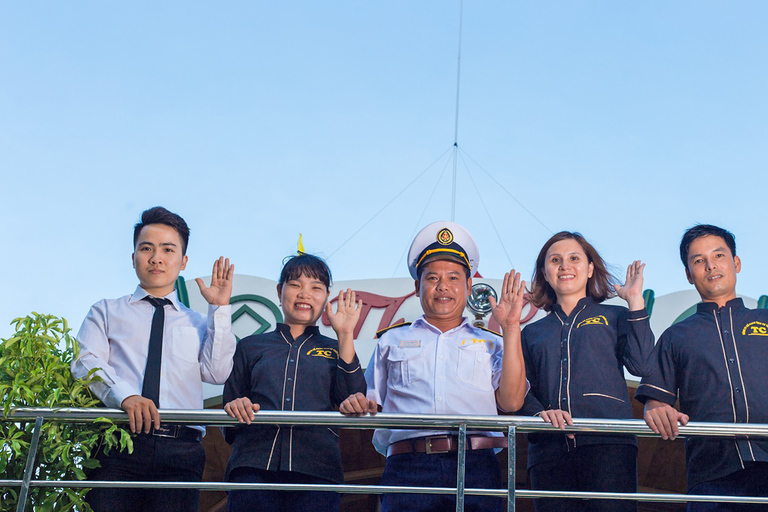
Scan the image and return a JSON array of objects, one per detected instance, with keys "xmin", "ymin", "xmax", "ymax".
[{"xmin": 3, "ymin": 408, "xmax": 768, "ymax": 512}]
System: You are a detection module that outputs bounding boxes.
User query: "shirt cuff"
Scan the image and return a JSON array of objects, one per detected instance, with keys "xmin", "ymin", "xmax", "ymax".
[
  {"xmin": 338, "ymin": 354, "xmax": 362, "ymax": 373},
  {"xmin": 208, "ymin": 304, "xmax": 232, "ymax": 329},
  {"xmin": 634, "ymin": 383, "xmax": 677, "ymax": 405},
  {"xmin": 108, "ymin": 382, "xmax": 139, "ymax": 409},
  {"xmin": 627, "ymin": 307, "xmax": 650, "ymax": 320}
]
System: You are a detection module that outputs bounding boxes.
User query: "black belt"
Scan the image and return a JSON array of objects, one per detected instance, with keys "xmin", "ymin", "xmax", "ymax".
[{"xmin": 144, "ymin": 424, "xmax": 202, "ymax": 442}]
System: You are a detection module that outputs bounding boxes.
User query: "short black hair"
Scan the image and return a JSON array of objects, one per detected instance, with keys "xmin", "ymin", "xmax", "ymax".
[
  {"xmin": 279, "ymin": 253, "xmax": 332, "ymax": 290},
  {"xmin": 133, "ymin": 206, "xmax": 190, "ymax": 255},
  {"xmin": 679, "ymin": 224, "xmax": 736, "ymax": 267}
]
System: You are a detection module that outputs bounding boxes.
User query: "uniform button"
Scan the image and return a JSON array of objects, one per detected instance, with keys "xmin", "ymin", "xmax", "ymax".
[
  {"xmin": 289, "ymin": 359, "xmax": 295, "ymax": 363},
  {"xmin": 438, "ymin": 375, "xmax": 443, "ymax": 380},
  {"xmin": 729, "ymin": 358, "xmax": 735, "ymax": 364},
  {"xmin": 287, "ymin": 377, "xmax": 293, "ymax": 381},
  {"xmin": 562, "ymin": 398, "xmax": 567, "ymax": 402},
  {"xmin": 562, "ymin": 339, "xmax": 567, "ymax": 343},
  {"xmin": 438, "ymin": 354, "xmax": 444, "ymax": 360},
  {"xmin": 437, "ymin": 397, "xmax": 442, "ymax": 402},
  {"xmin": 735, "ymin": 388, "xmax": 741, "ymax": 393},
  {"xmin": 565, "ymin": 322, "xmax": 570, "ymax": 326},
  {"xmin": 286, "ymin": 398, "xmax": 292, "ymax": 402},
  {"xmin": 562, "ymin": 358, "xmax": 567, "ymax": 362},
  {"xmin": 724, "ymin": 330, "xmax": 729, "ymax": 335}
]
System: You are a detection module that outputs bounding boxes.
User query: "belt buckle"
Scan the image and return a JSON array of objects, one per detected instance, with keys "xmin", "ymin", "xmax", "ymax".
[
  {"xmin": 424, "ymin": 435, "xmax": 451, "ymax": 455},
  {"xmin": 152, "ymin": 424, "xmax": 179, "ymax": 438}
]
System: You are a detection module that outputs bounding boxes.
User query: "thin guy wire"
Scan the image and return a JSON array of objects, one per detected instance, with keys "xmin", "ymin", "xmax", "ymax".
[
  {"xmin": 459, "ymin": 151, "xmax": 515, "ymax": 269},
  {"xmin": 458, "ymin": 146, "xmax": 553, "ymax": 234},
  {"xmin": 327, "ymin": 146, "xmax": 454, "ymax": 260},
  {"xmin": 391, "ymin": 150, "xmax": 455, "ymax": 277}
]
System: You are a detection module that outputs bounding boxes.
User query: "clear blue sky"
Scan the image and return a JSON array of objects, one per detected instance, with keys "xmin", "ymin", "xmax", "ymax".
[{"xmin": 2, "ymin": 1, "xmax": 767, "ymax": 339}]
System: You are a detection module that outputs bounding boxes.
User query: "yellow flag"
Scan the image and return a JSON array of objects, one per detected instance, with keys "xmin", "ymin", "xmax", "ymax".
[{"xmin": 298, "ymin": 234, "xmax": 305, "ymax": 254}]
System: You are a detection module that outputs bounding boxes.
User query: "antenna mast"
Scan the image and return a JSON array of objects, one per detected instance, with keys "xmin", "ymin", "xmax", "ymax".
[{"xmin": 451, "ymin": 0, "xmax": 464, "ymax": 222}]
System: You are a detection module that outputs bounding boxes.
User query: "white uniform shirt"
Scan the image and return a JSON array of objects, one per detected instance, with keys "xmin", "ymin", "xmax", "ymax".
[
  {"xmin": 72, "ymin": 286, "xmax": 236, "ymax": 415},
  {"xmin": 365, "ymin": 315, "xmax": 505, "ymax": 455}
]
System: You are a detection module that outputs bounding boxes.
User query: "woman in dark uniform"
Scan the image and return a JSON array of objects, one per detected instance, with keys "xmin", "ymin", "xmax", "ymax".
[
  {"xmin": 223, "ymin": 253, "xmax": 366, "ymax": 512},
  {"xmin": 519, "ymin": 231, "xmax": 654, "ymax": 512}
]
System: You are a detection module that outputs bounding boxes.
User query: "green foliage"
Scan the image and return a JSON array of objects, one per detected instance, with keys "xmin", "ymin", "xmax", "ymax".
[{"xmin": 0, "ymin": 313, "xmax": 133, "ymax": 512}]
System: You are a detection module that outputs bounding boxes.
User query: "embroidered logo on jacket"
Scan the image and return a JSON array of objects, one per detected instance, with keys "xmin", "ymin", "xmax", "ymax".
[
  {"xmin": 461, "ymin": 338, "xmax": 493, "ymax": 349},
  {"xmin": 576, "ymin": 316, "xmax": 608, "ymax": 329},
  {"xmin": 742, "ymin": 321, "xmax": 768, "ymax": 336},
  {"xmin": 307, "ymin": 347, "xmax": 339, "ymax": 359}
]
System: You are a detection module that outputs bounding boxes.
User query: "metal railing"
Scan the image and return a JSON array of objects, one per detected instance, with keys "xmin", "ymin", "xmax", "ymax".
[{"xmin": 3, "ymin": 408, "xmax": 768, "ymax": 512}]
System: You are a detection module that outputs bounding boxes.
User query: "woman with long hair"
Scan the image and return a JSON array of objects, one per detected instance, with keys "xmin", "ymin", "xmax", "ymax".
[
  {"xmin": 519, "ymin": 231, "xmax": 654, "ymax": 512},
  {"xmin": 222, "ymin": 253, "xmax": 366, "ymax": 512}
]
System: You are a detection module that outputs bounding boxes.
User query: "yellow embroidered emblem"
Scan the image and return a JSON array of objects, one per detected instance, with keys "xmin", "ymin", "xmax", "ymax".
[
  {"xmin": 437, "ymin": 228, "xmax": 454, "ymax": 245},
  {"xmin": 576, "ymin": 316, "xmax": 608, "ymax": 329},
  {"xmin": 460, "ymin": 338, "xmax": 493, "ymax": 349},
  {"xmin": 742, "ymin": 321, "xmax": 768, "ymax": 336},
  {"xmin": 307, "ymin": 347, "xmax": 339, "ymax": 359}
]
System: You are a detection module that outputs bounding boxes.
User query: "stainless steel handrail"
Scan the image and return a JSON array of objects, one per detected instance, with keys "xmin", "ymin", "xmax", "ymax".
[{"xmin": 3, "ymin": 408, "xmax": 768, "ymax": 512}]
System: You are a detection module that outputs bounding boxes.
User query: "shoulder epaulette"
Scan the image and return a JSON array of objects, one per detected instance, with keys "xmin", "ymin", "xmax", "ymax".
[
  {"xmin": 477, "ymin": 326, "xmax": 501, "ymax": 337},
  {"xmin": 376, "ymin": 322, "xmax": 412, "ymax": 339}
]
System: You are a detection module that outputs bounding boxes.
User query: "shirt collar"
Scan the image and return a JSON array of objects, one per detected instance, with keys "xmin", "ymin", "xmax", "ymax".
[
  {"xmin": 552, "ymin": 296, "xmax": 595, "ymax": 315},
  {"xmin": 276, "ymin": 322, "xmax": 320, "ymax": 338},
  {"xmin": 413, "ymin": 315, "xmax": 471, "ymax": 334},
  {"xmin": 696, "ymin": 297, "xmax": 744, "ymax": 314},
  {"xmin": 130, "ymin": 285, "xmax": 181, "ymax": 311}
]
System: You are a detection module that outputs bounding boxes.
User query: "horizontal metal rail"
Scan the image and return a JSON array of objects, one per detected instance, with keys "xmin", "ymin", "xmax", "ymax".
[
  {"xmin": 7, "ymin": 407, "xmax": 768, "ymax": 437},
  {"xmin": 3, "ymin": 408, "xmax": 768, "ymax": 511}
]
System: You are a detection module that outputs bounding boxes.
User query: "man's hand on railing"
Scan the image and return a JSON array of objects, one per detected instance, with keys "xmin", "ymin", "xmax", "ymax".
[
  {"xmin": 644, "ymin": 399, "xmax": 689, "ymax": 441},
  {"xmin": 121, "ymin": 395, "xmax": 161, "ymax": 433},
  {"xmin": 538, "ymin": 409, "xmax": 575, "ymax": 439},
  {"xmin": 224, "ymin": 397, "xmax": 261, "ymax": 425},
  {"xmin": 339, "ymin": 393, "xmax": 379, "ymax": 416}
]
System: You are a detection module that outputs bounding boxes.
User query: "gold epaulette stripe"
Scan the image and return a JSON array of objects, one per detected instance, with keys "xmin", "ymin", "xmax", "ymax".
[
  {"xmin": 477, "ymin": 326, "xmax": 501, "ymax": 337},
  {"xmin": 376, "ymin": 322, "xmax": 412, "ymax": 338}
]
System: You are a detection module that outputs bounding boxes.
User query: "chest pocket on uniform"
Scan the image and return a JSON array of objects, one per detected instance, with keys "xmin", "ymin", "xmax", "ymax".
[
  {"xmin": 172, "ymin": 326, "xmax": 201, "ymax": 364},
  {"xmin": 456, "ymin": 344, "xmax": 493, "ymax": 391},
  {"xmin": 387, "ymin": 347, "xmax": 425, "ymax": 389}
]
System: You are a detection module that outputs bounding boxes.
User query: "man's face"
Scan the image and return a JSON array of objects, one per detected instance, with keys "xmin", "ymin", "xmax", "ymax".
[
  {"xmin": 132, "ymin": 223, "xmax": 188, "ymax": 297},
  {"xmin": 415, "ymin": 259, "xmax": 471, "ymax": 325},
  {"xmin": 685, "ymin": 235, "xmax": 740, "ymax": 306}
]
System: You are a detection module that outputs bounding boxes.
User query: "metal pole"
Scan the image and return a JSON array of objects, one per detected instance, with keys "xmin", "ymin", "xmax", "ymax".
[
  {"xmin": 456, "ymin": 423, "xmax": 467, "ymax": 512},
  {"xmin": 507, "ymin": 425, "xmax": 516, "ymax": 512},
  {"xmin": 16, "ymin": 416, "xmax": 43, "ymax": 512}
]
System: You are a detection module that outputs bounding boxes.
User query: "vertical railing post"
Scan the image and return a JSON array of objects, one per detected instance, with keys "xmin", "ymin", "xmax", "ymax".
[
  {"xmin": 507, "ymin": 425, "xmax": 516, "ymax": 512},
  {"xmin": 16, "ymin": 416, "xmax": 44, "ymax": 512},
  {"xmin": 456, "ymin": 423, "xmax": 467, "ymax": 512}
]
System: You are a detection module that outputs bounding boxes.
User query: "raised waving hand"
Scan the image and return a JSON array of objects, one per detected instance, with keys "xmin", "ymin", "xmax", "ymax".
[{"xmin": 195, "ymin": 256, "xmax": 234, "ymax": 306}]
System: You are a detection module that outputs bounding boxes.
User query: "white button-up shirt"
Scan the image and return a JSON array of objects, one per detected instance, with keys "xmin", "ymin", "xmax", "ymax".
[
  {"xmin": 365, "ymin": 315, "xmax": 505, "ymax": 455},
  {"xmin": 72, "ymin": 286, "xmax": 236, "ymax": 416}
]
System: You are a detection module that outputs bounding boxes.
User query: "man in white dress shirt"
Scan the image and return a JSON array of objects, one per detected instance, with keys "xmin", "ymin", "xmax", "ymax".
[{"xmin": 72, "ymin": 206, "xmax": 237, "ymax": 512}]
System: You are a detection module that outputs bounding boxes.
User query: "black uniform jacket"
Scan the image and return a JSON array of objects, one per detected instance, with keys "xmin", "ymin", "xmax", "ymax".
[
  {"xmin": 223, "ymin": 323, "xmax": 366, "ymax": 483},
  {"xmin": 519, "ymin": 297, "xmax": 655, "ymax": 468},
  {"xmin": 635, "ymin": 298, "xmax": 768, "ymax": 489}
]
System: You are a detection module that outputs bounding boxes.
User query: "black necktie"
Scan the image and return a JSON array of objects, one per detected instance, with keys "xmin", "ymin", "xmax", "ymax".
[{"xmin": 142, "ymin": 296, "xmax": 171, "ymax": 408}]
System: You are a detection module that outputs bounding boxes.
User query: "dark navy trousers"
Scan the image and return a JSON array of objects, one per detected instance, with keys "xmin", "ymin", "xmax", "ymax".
[
  {"xmin": 528, "ymin": 443, "xmax": 638, "ymax": 512},
  {"xmin": 688, "ymin": 463, "xmax": 768, "ymax": 512},
  {"xmin": 86, "ymin": 433, "xmax": 205, "ymax": 512}
]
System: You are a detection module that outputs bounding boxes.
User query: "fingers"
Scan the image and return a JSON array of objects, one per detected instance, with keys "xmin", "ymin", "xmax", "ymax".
[
  {"xmin": 339, "ymin": 393, "xmax": 377, "ymax": 416},
  {"xmin": 225, "ymin": 397, "xmax": 258, "ymax": 424},
  {"xmin": 194, "ymin": 277, "xmax": 205, "ymax": 291},
  {"xmin": 540, "ymin": 409, "xmax": 573, "ymax": 430},
  {"xmin": 121, "ymin": 395, "xmax": 160, "ymax": 434}
]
